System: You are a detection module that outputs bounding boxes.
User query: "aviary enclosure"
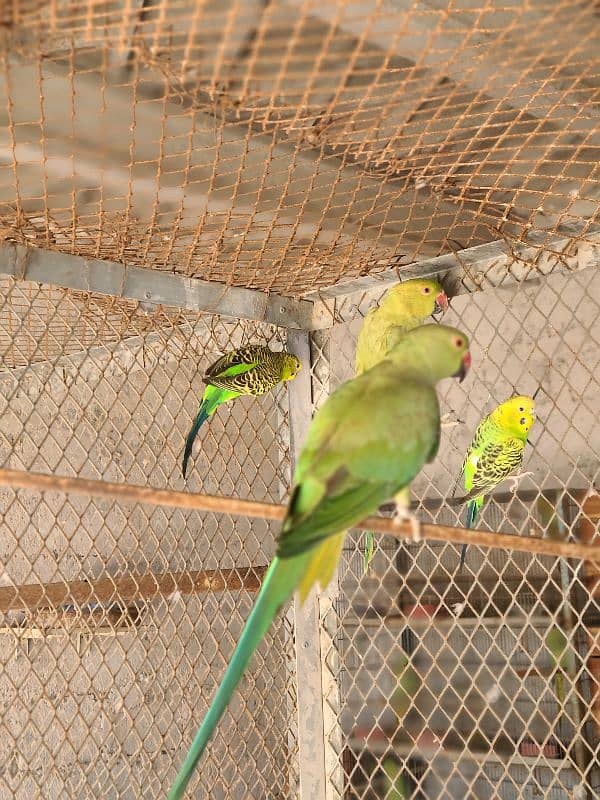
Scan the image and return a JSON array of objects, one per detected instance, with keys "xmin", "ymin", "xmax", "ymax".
[{"xmin": 0, "ymin": 1, "xmax": 598, "ymax": 798}]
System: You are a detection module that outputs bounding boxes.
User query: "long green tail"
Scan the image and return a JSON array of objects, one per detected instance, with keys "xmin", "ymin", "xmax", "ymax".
[
  {"xmin": 168, "ymin": 556, "xmax": 306, "ymax": 800},
  {"xmin": 182, "ymin": 386, "xmax": 229, "ymax": 478},
  {"xmin": 460, "ymin": 497, "xmax": 482, "ymax": 568}
]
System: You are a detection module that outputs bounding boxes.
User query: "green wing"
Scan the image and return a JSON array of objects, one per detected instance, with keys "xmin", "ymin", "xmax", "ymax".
[
  {"xmin": 278, "ymin": 478, "xmax": 390, "ymax": 558},
  {"xmin": 216, "ymin": 361, "xmax": 259, "ymax": 378},
  {"xmin": 278, "ymin": 366, "xmax": 440, "ymax": 559},
  {"xmin": 385, "ymin": 324, "xmax": 411, "ymax": 354},
  {"xmin": 205, "ymin": 345, "xmax": 267, "ymax": 379},
  {"xmin": 204, "ymin": 348, "xmax": 264, "ymax": 393},
  {"xmin": 464, "ymin": 436, "xmax": 524, "ymax": 499}
]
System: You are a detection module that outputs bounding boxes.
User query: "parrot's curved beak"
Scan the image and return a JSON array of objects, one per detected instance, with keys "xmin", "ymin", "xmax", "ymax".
[
  {"xmin": 454, "ymin": 350, "xmax": 471, "ymax": 382},
  {"xmin": 433, "ymin": 291, "xmax": 449, "ymax": 315}
]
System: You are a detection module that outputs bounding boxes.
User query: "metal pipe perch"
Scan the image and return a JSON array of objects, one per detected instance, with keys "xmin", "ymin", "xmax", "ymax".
[
  {"xmin": 0, "ymin": 567, "xmax": 267, "ymax": 614},
  {"xmin": 0, "ymin": 467, "xmax": 597, "ymax": 563}
]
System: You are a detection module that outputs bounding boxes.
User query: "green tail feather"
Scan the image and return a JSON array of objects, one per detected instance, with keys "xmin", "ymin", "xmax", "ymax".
[
  {"xmin": 460, "ymin": 497, "xmax": 482, "ymax": 569},
  {"xmin": 182, "ymin": 386, "xmax": 231, "ymax": 478},
  {"xmin": 362, "ymin": 531, "xmax": 375, "ymax": 573},
  {"xmin": 168, "ymin": 556, "xmax": 305, "ymax": 800}
]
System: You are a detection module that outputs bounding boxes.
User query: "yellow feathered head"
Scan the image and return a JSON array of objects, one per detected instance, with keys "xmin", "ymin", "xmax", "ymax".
[
  {"xmin": 382, "ymin": 278, "xmax": 448, "ymax": 320},
  {"xmin": 281, "ymin": 353, "xmax": 302, "ymax": 381},
  {"xmin": 491, "ymin": 395, "xmax": 536, "ymax": 438}
]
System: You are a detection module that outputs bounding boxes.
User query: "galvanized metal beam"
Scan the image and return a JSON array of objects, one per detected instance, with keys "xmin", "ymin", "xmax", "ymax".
[
  {"xmin": 2, "ymin": 228, "xmax": 598, "ymax": 334},
  {"xmin": 0, "ymin": 242, "xmax": 320, "ymax": 330},
  {"xmin": 307, "ymin": 225, "xmax": 600, "ymax": 326}
]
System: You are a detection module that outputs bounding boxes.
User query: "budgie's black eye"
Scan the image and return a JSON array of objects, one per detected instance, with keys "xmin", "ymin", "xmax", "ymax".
[
  {"xmin": 520, "ymin": 417, "xmax": 526, "ymax": 425},
  {"xmin": 423, "ymin": 286, "xmax": 430, "ymax": 293}
]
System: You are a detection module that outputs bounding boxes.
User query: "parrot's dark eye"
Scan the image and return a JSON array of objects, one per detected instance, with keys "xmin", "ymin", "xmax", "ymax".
[
  {"xmin": 520, "ymin": 417, "xmax": 526, "ymax": 425},
  {"xmin": 454, "ymin": 337, "xmax": 463, "ymax": 348},
  {"xmin": 423, "ymin": 286, "xmax": 431, "ymax": 293}
]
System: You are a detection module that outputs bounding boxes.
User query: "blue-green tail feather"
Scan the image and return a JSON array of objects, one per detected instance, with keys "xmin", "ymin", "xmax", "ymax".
[
  {"xmin": 465, "ymin": 499, "xmax": 478, "ymax": 529},
  {"xmin": 182, "ymin": 408, "xmax": 210, "ymax": 478},
  {"xmin": 460, "ymin": 499, "xmax": 479, "ymax": 569},
  {"xmin": 182, "ymin": 387, "xmax": 231, "ymax": 478},
  {"xmin": 168, "ymin": 557, "xmax": 304, "ymax": 800}
]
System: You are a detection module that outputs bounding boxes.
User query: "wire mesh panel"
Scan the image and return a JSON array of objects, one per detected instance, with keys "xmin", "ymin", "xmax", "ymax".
[
  {"xmin": 313, "ymin": 269, "xmax": 600, "ymax": 799},
  {"xmin": 0, "ymin": 281, "xmax": 298, "ymax": 799},
  {"xmin": 0, "ymin": 1, "xmax": 598, "ymax": 799}
]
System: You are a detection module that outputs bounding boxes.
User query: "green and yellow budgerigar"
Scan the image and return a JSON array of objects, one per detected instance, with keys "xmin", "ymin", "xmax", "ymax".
[
  {"xmin": 459, "ymin": 395, "xmax": 536, "ymax": 568},
  {"xmin": 545, "ymin": 627, "xmax": 571, "ymax": 705},
  {"xmin": 355, "ymin": 278, "xmax": 448, "ymax": 376},
  {"xmin": 182, "ymin": 345, "xmax": 301, "ymax": 478},
  {"xmin": 355, "ymin": 277, "xmax": 448, "ymax": 571},
  {"xmin": 382, "ymin": 759, "xmax": 411, "ymax": 800},
  {"xmin": 169, "ymin": 325, "xmax": 471, "ymax": 799}
]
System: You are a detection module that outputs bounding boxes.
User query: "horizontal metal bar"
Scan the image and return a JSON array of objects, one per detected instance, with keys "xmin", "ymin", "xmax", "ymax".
[
  {"xmin": 0, "ymin": 242, "xmax": 318, "ymax": 330},
  {"xmin": 1, "ymin": 230, "xmax": 597, "ymax": 333},
  {"xmin": 0, "ymin": 567, "xmax": 266, "ymax": 614},
  {"xmin": 307, "ymin": 225, "xmax": 600, "ymax": 325},
  {"xmin": 0, "ymin": 466, "xmax": 597, "ymax": 562},
  {"xmin": 344, "ymin": 613, "xmax": 555, "ymax": 632}
]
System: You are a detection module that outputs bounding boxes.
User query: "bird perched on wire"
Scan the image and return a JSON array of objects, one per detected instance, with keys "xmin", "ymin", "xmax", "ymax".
[
  {"xmin": 355, "ymin": 277, "xmax": 449, "ymax": 571},
  {"xmin": 459, "ymin": 395, "xmax": 536, "ymax": 568},
  {"xmin": 182, "ymin": 345, "xmax": 301, "ymax": 478},
  {"xmin": 168, "ymin": 324, "xmax": 471, "ymax": 800}
]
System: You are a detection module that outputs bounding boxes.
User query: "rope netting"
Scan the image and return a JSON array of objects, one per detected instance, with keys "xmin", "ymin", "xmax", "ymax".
[{"xmin": 0, "ymin": 0, "xmax": 598, "ymax": 295}]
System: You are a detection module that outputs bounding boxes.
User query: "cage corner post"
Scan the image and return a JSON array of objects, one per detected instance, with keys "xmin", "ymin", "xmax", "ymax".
[{"xmin": 286, "ymin": 328, "xmax": 329, "ymax": 800}]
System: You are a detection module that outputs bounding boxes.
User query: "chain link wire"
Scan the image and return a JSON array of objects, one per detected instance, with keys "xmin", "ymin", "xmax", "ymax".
[
  {"xmin": 0, "ymin": 279, "xmax": 298, "ymax": 798},
  {"xmin": 315, "ymin": 267, "xmax": 600, "ymax": 799}
]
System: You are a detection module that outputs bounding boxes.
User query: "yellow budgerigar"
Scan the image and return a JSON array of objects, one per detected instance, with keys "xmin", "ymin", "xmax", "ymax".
[{"xmin": 459, "ymin": 395, "xmax": 536, "ymax": 568}]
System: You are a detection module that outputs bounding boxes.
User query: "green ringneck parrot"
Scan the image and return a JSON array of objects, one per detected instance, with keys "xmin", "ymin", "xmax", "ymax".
[
  {"xmin": 459, "ymin": 395, "xmax": 536, "ymax": 568},
  {"xmin": 182, "ymin": 345, "xmax": 301, "ymax": 478},
  {"xmin": 355, "ymin": 278, "xmax": 448, "ymax": 376},
  {"xmin": 390, "ymin": 652, "xmax": 421, "ymax": 721},
  {"xmin": 169, "ymin": 324, "xmax": 471, "ymax": 799},
  {"xmin": 355, "ymin": 278, "xmax": 449, "ymax": 572}
]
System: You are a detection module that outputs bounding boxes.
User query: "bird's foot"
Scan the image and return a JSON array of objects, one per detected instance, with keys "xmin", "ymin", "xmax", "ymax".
[
  {"xmin": 392, "ymin": 505, "xmax": 422, "ymax": 543},
  {"xmin": 506, "ymin": 471, "xmax": 535, "ymax": 494},
  {"xmin": 440, "ymin": 411, "xmax": 464, "ymax": 430}
]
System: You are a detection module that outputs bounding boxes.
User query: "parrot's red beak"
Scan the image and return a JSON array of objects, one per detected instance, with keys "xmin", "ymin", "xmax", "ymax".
[
  {"xmin": 433, "ymin": 291, "xmax": 449, "ymax": 314},
  {"xmin": 454, "ymin": 350, "xmax": 471, "ymax": 383}
]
